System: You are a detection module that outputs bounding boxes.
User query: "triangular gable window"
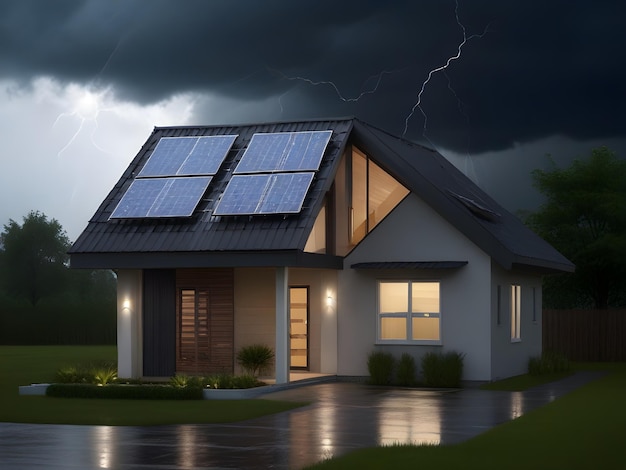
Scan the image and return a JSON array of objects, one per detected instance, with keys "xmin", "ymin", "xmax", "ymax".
[
  {"xmin": 304, "ymin": 200, "xmax": 327, "ymax": 254},
  {"xmin": 350, "ymin": 147, "xmax": 409, "ymax": 245}
]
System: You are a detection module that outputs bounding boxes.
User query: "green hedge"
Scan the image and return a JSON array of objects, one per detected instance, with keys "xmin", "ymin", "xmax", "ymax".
[{"xmin": 46, "ymin": 384, "xmax": 204, "ymax": 400}]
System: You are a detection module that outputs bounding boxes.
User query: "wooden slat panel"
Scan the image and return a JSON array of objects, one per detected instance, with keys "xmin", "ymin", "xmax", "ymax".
[{"xmin": 176, "ymin": 268, "xmax": 234, "ymax": 375}]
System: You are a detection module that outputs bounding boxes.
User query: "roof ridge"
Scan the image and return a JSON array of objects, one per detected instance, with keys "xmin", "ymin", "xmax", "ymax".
[{"xmin": 154, "ymin": 116, "xmax": 357, "ymax": 131}]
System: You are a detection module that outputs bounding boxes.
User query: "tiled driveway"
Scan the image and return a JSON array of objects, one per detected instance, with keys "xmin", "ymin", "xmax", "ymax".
[{"xmin": 0, "ymin": 371, "xmax": 603, "ymax": 469}]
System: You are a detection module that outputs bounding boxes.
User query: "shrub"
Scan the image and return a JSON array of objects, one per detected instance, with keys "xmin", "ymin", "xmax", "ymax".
[
  {"xmin": 367, "ymin": 350, "xmax": 395, "ymax": 385},
  {"xmin": 205, "ymin": 373, "xmax": 261, "ymax": 389},
  {"xmin": 93, "ymin": 365, "xmax": 117, "ymax": 385},
  {"xmin": 236, "ymin": 344, "xmax": 274, "ymax": 377},
  {"xmin": 528, "ymin": 350, "xmax": 570, "ymax": 376},
  {"xmin": 169, "ymin": 374, "xmax": 191, "ymax": 388},
  {"xmin": 421, "ymin": 351, "xmax": 465, "ymax": 388},
  {"xmin": 54, "ymin": 361, "xmax": 117, "ymax": 385},
  {"xmin": 46, "ymin": 384, "xmax": 203, "ymax": 400},
  {"xmin": 396, "ymin": 353, "xmax": 417, "ymax": 386},
  {"xmin": 55, "ymin": 365, "xmax": 89, "ymax": 384}
]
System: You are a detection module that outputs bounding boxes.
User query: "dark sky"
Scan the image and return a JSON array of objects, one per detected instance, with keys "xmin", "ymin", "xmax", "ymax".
[
  {"xmin": 1, "ymin": 0, "xmax": 625, "ymax": 239},
  {"xmin": 2, "ymin": 0, "xmax": 624, "ymax": 153}
]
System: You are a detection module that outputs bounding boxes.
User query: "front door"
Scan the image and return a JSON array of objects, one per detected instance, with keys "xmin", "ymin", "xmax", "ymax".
[
  {"xmin": 289, "ymin": 287, "xmax": 309, "ymax": 370},
  {"xmin": 178, "ymin": 288, "xmax": 210, "ymax": 374}
]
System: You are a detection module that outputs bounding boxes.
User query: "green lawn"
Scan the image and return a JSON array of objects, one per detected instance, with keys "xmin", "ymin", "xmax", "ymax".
[
  {"xmin": 307, "ymin": 363, "xmax": 626, "ymax": 469},
  {"xmin": 0, "ymin": 345, "xmax": 305, "ymax": 425}
]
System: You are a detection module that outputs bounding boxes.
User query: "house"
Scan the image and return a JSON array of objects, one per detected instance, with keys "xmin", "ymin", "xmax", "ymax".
[{"xmin": 69, "ymin": 117, "xmax": 575, "ymax": 383}]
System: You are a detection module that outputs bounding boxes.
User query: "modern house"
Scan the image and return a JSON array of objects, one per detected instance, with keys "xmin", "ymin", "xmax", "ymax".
[{"xmin": 69, "ymin": 117, "xmax": 574, "ymax": 383}]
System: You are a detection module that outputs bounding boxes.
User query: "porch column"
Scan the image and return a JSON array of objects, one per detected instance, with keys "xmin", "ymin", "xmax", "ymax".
[
  {"xmin": 117, "ymin": 269, "xmax": 143, "ymax": 379},
  {"xmin": 275, "ymin": 266, "xmax": 290, "ymax": 384}
]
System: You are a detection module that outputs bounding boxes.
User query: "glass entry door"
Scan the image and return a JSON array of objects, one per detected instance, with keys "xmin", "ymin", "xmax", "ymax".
[{"xmin": 289, "ymin": 287, "xmax": 309, "ymax": 370}]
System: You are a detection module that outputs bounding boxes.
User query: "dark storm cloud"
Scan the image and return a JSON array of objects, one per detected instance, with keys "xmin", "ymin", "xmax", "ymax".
[{"xmin": 1, "ymin": 0, "xmax": 624, "ymax": 153}]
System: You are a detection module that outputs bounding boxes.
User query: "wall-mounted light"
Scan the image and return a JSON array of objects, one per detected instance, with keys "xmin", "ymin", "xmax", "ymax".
[
  {"xmin": 326, "ymin": 295, "xmax": 333, "ymax": 307},
  {"xmin": 122, "ymin": 299, "xmax": 131, "ymax": 311}
]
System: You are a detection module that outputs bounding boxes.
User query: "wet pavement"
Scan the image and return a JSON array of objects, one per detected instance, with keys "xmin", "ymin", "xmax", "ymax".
[{"xmin": 0, "ymin": 371, "xmax": 604, "ymax": 469}]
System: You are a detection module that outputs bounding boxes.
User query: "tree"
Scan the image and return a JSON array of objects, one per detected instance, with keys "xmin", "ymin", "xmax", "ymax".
[
  {"xmin": 0, "ymin": 211, "xmax": 71, "ymax": 305},
  {"xmin": 526, "ymin": 147, "xmax": 626, "ymax": 309}
]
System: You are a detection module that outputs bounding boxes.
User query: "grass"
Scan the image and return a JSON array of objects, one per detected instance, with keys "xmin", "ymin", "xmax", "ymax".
[
  {"xmin": 0, "ymin": 345, "xmax": 305, "ymax": 426},
  {"xmin": 307, "ymin": 363, "xmax": 626, "ymax": 469},
  {"xmin": 479, "ymin": 370, "xmax": 573, "ymax": 391}
]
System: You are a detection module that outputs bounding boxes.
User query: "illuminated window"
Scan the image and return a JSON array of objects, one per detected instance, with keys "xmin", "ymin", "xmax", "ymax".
[
  {"xmin": 350, "ymin": 147, "xmax": 409, "ymax": 245},
  {"xmin": 378, "ymin": 281, "xmax": 441, "ymax": 343},
  {"xmin": 511, "ymin": 285, "xmax": 521, "ymax": 342},
  {"xmin": 304, "ymin": 201, "xmax": 327, "ymax": 254}
]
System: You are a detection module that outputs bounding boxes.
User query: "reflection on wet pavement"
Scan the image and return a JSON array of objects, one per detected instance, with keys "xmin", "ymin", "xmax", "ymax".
[{"xmin": 0, "ymin": 371, "xmax": 604, "ymax": 469}]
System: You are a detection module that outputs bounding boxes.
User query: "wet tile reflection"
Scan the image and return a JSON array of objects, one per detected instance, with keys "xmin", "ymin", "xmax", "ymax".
[
  {"xmin": 509, "ymin": 392, "xmax": 524, "ymax": 420},
  {"xmin": 378, "ymin": 391, "xmax": 442, "ymax": 446},
  {"xmin": 1, "ymin": 372, "xmax": 604, "ymax": 470},
  {"xmin": 94, "ymin": 426, "xmax": 113, "ymax": 469}
]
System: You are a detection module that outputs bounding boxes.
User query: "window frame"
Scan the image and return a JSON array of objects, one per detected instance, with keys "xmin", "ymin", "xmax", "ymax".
[{"xmin": 376, "ymin": 280, "xmax": 442, "ymax": 346}]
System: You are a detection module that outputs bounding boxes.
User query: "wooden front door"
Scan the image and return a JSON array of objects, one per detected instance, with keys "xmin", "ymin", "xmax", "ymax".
[{"xmin": 176, "ymin": 269, "xmax": 234, "ymax": 375}]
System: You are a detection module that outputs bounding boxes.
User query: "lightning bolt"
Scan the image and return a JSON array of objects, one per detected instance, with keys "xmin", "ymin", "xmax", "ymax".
[
  {"xmin": 402, "ymin": 0, "xmax": 491, "ymax": 139},
  {"xmin": 270, "ymin": 67, "xmax": 403, "ymax": 105},
  {"xmin": 53, "ymin": 87, "xmax": 114, "ymax": 158},
  {"xmin": 53, "ymin": 32, "xmax": 128, "ymax": 158}
]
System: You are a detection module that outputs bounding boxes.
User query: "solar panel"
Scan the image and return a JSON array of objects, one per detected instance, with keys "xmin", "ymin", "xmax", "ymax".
[
  {"xmin": 178, "ymin": 135, "xmax": 237, "ymax": 175},
  {"xmin": 147, "ymin": 177, "xmax": 212, "ymax": 217},
  {"xmin": 110, "ymin": 177, "xmax": 212, "ymax": 219},
  {"xmin": 110, "ymin": 179, "xmax": 167, "ymax": 219},
  {"xmin": 213, "ymin": 173, "xmax": 314, "ymax": 216},
  {"xmin": 213, "ymin": 174, "xmax": 268, "ymax": 215},
  {"xmin": 234, "ymin": 130, "xmax": 332, "ymax": 173},
  {"xmin": 138, "ymin": 135, "xmax": 237, "ymax": 177},
  {"xmin": 258, "ymin": 172, "xmax": 314, "ymax": 214}
]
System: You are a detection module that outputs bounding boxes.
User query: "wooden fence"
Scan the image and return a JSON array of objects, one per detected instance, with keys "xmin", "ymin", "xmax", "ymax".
[{"xmin": 543, "ymin": 309, "xmax": 626, "ymax": 362}]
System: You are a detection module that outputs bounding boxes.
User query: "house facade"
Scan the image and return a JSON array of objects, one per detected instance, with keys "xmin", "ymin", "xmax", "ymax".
[{"xmin": 69, "ymin": 118, "xmax": 574, "ymax": 383}]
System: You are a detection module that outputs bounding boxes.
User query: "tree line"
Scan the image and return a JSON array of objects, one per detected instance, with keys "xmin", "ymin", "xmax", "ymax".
[
  {"xmin": 0, "ymin": 211, "xmax": 116, "ymax": 344},
  {"xmin": 525, "ymin": 146, "xmax": 626, "ymax": 309}
]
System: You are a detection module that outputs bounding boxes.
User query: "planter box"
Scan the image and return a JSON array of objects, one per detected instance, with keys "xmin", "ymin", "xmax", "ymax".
[{"xmin": 19, "ymin": 384, "xmax": 50, "ymax": 396}]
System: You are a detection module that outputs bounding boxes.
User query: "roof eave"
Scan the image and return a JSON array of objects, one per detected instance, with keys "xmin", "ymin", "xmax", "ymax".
[{"xmin": 69, "ymin": 250, "xmax": 344, "ymax": 270}]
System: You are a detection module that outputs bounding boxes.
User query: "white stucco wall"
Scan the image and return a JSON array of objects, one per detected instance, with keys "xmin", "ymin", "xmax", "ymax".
[
  {"xmin": 233, "ymin": 267, "xmax": 338, "ymax": 376},
  {"xmin": 233, "ymin": 268, "xmax": 276, "ymax": 375},
  {"xmin": 337, "ymin": 194, "xmax": 494, "ymax": 381},
  {"xmin": 490, "ymin": 263, "xmax": 543, "ymax": 380},
  {"xmin": 116, "ymin": 269, "xmax": 143, "ymax": 379}
]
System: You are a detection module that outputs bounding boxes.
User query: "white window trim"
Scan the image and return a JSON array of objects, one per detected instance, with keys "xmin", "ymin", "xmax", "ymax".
[{"xmin": 376, "ymin": 280, "xmax": 442, "ymax": 346}]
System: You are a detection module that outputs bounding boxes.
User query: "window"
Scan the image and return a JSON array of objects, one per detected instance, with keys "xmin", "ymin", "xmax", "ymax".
[
  {"xmin": 304, "ymin": 201, "xmax": 326, "ymax": 253},
  {"xmin": 350, "ymin": 147, "xmax": 409, "ymax": 245},
  {"xmin": 496, "ymin": 285, "xmax": 502, "ymax": 326},
  {"xmin": 378, "ymin": 281, "xmax": 441, "ymax": 343},
  {"xmin": 532, "ymin": 287, "xmax": 537, "ymax": 323},
  {"xmin": 511, "ymin": 284, "xmax": 521, "ymax": 342}
]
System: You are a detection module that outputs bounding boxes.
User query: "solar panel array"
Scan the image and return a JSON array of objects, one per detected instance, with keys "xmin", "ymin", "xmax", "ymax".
[
  {"xmin": 214, "ymin": 173, "xmax": 314, "ymax": 215},
  {"xmin": 234, "ymin": 130, "xmax": 332, "ymax": 173},
  {"xmin": 111, "ymin": 129, "xmax": 332, "ymax": 220},
  {"xmin": 110, "ymin": 135, "xmax": 237, "ymax": 219},
  {"xmin": 138, "ymin": 135, "xmax": 237, "ymax": 177},
  {"xmin": 214, "ymin": 130, "xmax": 331, "ymax": 216},
  {"xmin": 110, "ymin": 177, "xmax": 213, "ymax": 219}
]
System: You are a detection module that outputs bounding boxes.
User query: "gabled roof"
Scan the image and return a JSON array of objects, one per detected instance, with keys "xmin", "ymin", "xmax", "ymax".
[
  {"xmin": 69, "ymin": 117, "xmax": 574, "ymax": 273},
  {"xmin": 349, "ymin": 120, "xmax": 574, "ymax": 273}
]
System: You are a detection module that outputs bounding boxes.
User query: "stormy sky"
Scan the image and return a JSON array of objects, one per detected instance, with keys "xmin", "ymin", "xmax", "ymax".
[{"xmin": 1, "ymin": 0, "xmax": 625, "ymax": 240}]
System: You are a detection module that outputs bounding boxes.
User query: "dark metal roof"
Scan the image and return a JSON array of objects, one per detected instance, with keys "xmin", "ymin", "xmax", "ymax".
[
  {"xmin": 70, "ymin": 118, "xmax": 353, "ymax": 269},
  {"xmin": 351, "ymin": 261, "xmax": 468, "ymax": 270},
  {"xmin": 69, "ymin": 117, "xmax": 574, "ymax": 274},
  {"xmin": 350, "ymin": 120, "xmax": 575, "ymax": 274}
]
